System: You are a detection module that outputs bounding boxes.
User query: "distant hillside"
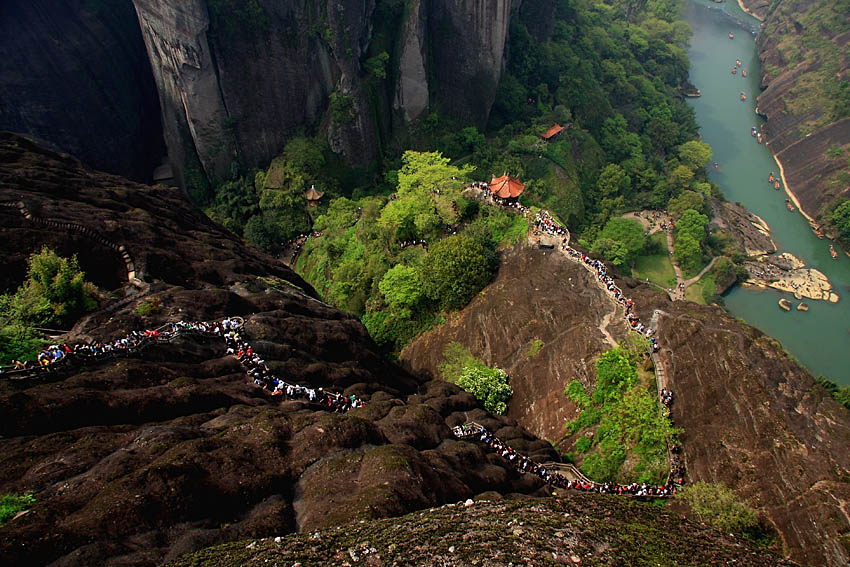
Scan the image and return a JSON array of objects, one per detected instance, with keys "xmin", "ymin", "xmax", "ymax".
[{"xmin": 745, "ymin": 0, "xmax": 850, "ymax": 228}]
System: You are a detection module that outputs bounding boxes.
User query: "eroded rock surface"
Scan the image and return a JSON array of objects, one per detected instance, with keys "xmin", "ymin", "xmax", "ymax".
[
  {"xmin": 0, "ymin": 134, "xmax": 554, "ymax": 566},
  {"xmin": 403, "ymin": 238, "xmax": 850, "ymax": 567}
]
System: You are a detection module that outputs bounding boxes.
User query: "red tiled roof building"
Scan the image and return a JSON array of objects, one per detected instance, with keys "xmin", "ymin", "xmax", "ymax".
[
  {"xmin": 541, "ymin": 123, "xmax": 566, "ymax": 141},
  {"xmin": 490, "ymin": 174, "xmax": 525, "ymax": 199}
]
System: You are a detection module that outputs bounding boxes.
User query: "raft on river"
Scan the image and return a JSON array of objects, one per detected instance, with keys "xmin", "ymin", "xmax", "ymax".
[{"xmin": 778, "ymin": 298, "xmax": 792, "ymax": 311}]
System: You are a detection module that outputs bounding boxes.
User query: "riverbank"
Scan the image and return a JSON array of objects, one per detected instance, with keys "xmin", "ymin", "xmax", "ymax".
[
  {"xmin": 685, "ymin": 0, "xmax": 850, "ymax": 385},
  {"xmin": 736, "ymin": 0, "xmax": 764, "ymax": 21}
]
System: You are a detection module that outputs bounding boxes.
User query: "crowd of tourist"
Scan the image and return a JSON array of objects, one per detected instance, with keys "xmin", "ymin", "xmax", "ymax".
[
  {"xmin": 221, "ymin": 322, "xmax": 364, "ymax": 412},
  {"xmin": 532, "ymin": 210, "xmax": 568, "ymax": 237},
  {"xmin": 452, "ymin": 423, "xmax": 679, "ymax": 497},
  {"xmin": 3, "ymin": 317, "xmax": 364, "ymax": 412}
]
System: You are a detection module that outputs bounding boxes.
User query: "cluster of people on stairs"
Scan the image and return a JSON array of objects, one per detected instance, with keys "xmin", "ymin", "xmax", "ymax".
[
  {"xmin": 452, "ymin": 423, "xmax": 679, "ymax": 497},
  {"xmin": 533, "ymin": 210, "xmax": 568, "ymax": 237},
  {"xmin": 222, "ymin": 323, "xmax": 364, "ymax": 412},
  {"xmin": 3, "ymin": 317, "xmax": 364, "ymax": 412}
]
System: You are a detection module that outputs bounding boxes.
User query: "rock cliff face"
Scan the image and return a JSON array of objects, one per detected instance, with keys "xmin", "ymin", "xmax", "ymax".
[
  {"xmin": 402, "ymin": 240, "xmax": 850, "ymax": 567},
  {"xmin": 0, "ymin": 0, "xmax": 164, "ymax": 182},
  {"xmin": 428, "ymin": 0, "xmax": 513, "ymax": 127},
  {"xmin": 0, "ymin": 134, "xmax": 559, "ymax": 566},
  {"xmin": 746, "ymin": 0, "xmax": 850, "ymax": 220}
]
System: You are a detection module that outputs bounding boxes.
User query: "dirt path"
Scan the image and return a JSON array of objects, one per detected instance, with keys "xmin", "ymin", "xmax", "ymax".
[
  {"xmin": 683, "ymin": 256, "xmax": 719, "ymax": 287},
  {"xmin": 598, "ymin": 310, "xmax": 618, "ymax": 348}
]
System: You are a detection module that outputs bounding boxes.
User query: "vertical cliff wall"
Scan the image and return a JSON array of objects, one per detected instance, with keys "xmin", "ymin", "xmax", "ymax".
[
  {"xmin": 428, "ymin": 0, "xmax": 513, "ymax": 127},
  {"xmin": 0, "ymin": 0, "xmax": 164, "ymax": 182}
]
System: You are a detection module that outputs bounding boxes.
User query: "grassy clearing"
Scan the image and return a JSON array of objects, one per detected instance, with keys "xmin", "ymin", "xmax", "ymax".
[{"xmin": 633, "ymin": 233, "xmax": 676, "ymax": 288}]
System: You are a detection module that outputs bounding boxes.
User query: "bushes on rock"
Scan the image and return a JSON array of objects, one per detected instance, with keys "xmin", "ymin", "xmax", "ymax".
[
  {"xmin": 1, "ymin": 248, "xmax": 96, "ymax": 364},
  {"xmin": 565, "ymin": 345, "xmax": 680, "ymax": 484},
  {"xmin": 456, "ymin": 365, "xmax": 513, "ymax": 415},
  {"xmin": 677, "ymin": 482, "xmax": 761, "ymax": 538},
  {"xmin": 0, "ymin": 493, "xmax": 36, "ymax": 525}
]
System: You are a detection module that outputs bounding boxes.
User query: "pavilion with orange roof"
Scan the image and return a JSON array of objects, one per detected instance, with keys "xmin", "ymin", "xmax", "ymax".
[
  {"xmin": 541, "ymin": 123, "xmax": 566, "ymax": 141},
  {"xmin": 490, "ymin": 174, "xmax": 525, "ymax": 200}
]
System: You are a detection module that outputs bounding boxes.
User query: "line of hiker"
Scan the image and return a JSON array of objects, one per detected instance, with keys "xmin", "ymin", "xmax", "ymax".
[
  {"xmin": 1, "ymin": 317, "xmax": 364, "ymax": 413},
  {"xmin": 222, "ymin": 325, "xmax": 364, "ymax": 412},
  {"xmin": 453, "ymin": 423, "xmax": 680, "ymax": 498}
]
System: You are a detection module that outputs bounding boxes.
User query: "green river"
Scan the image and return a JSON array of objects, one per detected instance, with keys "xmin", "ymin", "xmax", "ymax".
[{"xmin": 685, "ymin": 0, "xmax": 850, "ymax": 385}]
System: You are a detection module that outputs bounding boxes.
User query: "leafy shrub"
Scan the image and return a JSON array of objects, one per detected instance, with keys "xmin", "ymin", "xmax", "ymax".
[
  {"xmin": 135, "ymin": 298, "xmax": 162, "ymax": 317},
  {"xmin": 527, "ymin": 338, "xmax": 544, "ymax": 358},
  {"xmin": 0, "ymin": 248, "xmax": 96, "ymax": 364},
  {"xmin": 575, "ymin": 436, "xmax": 592, "ymax": 453},
  {"xmin": 0, "ymin": 493, "xmax": 36, "ymax": 524},
  {"xmin": 677, "ymin": 482, "xmax": 762, "ymax": 538},
  {"xmin": 456, "ymin": 365, "xmax": 513, "ymax": 415}
]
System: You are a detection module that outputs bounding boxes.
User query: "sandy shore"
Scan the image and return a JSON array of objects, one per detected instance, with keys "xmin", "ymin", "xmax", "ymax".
[
  {"xmin": 772, "ymin": 153, "xmax": 817, "ymax": 224},
  {"xmin": 736, "ymin": 0, "xmax": 764, "ymax": 21}
]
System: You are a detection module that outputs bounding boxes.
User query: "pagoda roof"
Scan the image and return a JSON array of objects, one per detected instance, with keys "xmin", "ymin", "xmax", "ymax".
[
  {"xmin": 541, "ymin": 123, "xmax": 566, "ymax": 140},
  {"xmin": 305, "ymin": 185, "xmax": 325, "ymax": 201},
  {"xmin": 490, "ymin": 174, "xmax": 525, "ymax": 199}
]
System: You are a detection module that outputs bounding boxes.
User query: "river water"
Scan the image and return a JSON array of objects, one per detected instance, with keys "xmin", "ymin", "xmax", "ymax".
[{"xmin": 685, "ymin": 0, "xmax": 850, "ymax": 385}]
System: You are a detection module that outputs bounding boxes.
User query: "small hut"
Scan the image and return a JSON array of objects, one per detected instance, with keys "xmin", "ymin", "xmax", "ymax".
[
  {"xmin": 541, "ymin": 123, "xmax": 566, "ymax": 142},
  {"xmin": 305, "ymin": 184, "xmax": 325, "ymax": 206},
  {"xmin": 490, "ymin": 174, "xmax": 525, "ymax": 200}
]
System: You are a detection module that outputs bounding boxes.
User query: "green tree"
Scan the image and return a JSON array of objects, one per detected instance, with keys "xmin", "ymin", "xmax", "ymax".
[
  {"xmin": 0, "ymin": 248, "xmax": 97, "ymax": 364},
  {"xmin": 378, "ymin": 265, "xmax": 424, "ymax": 310},
  {"xmin": 677, "ymin": 140, "xmax": 712, "ymax": 171},
  {"xmin": 669, "ymin": 164, "xmax": 694, "ymax": 191},
  {"xmin": 676, "ymin": 208, "xmax": 709, "ymax": 241},
  {"xmin": 591, "ymin": 217, "xmax": 646, "ymax": 266},
  {"xmin": 597, "ymin": 163, "xmax": 632, "ymax": 198},
  {"xmin": 674, "ymin": 231, "xmax": 702, "ymax": 272},
  {"xmin": 364, "ymin": 51, "xmax": 390, "ymax": 79},
  {"xmin": 667, "ymin": 189, "xmax": 705, "ymax": 219},
  {"xmin": 456, "ymin": 364, "xmax": 513, "ymax": 415},
  {"xmin": 420, "ymin": 235, "xmax": 492, "ymax": 310},
  {"xmin": 831, "ymin": 199, "xmax": 850, "ymax": 237}
]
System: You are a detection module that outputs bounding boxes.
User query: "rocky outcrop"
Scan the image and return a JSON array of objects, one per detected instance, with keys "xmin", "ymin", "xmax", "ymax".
[
  {"xmin": 429, "ymin": 0, "xmax": 513, "ymax": 127},
  {"xmin": 400, "ymin": 243, "xmax": 628, "ymax": 443},
  {"xmin": 402, "ymin": 237, "xmax": 850, "ymax": 567},
  {"xmin": 0, "ymin": 0, "xmax": 164, "ymax": 182},
  {"xmin": 132, "ymin": 0, "xmax": 382, "ymax": 186},
  {"xmin": 0, "ymin": 134, "xmax": 559, "ymax": 566},
  {"xmin": 753, "ymin": 0, "xmax": 850, "ymax": 220},
  {"xmin": 167, "ymin": 496, "xmax": 797, "ymax": 567}
]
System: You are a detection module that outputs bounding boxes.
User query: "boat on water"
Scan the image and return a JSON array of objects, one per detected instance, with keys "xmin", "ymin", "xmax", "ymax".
[
  {"xmin": 757, "ymin": 133, "xmax": 763, "ymax": 144},
  {"xmin": 768, "ymin": 172, "xmax": 775, "ymax": 182},
  {"xmin": 732, "ymin": 67, "xmax": 738, "ymax": 74},
  {"xmin": 813, "ymin": 227, "xmax": 824, "ymax": 239},
  {"xmin": 742, "ymin": 70, "xmax": 747, "ymax": 77},
  {"xmin": 736, "ymin": 59, "xmax": 741, "ymax": 67},
  {"xmin": 797, "ymin": 302, "xmax": 809, "ymax": 312},
  {"xmin": 751, "ymin": 127, "xmax": 757, "ymax": 137},
  {"xmin": 729, "ymin": 32, "xmax": 734, "ymax": 39},
  {"xmin": 740, "ymin": 92, "xmax": 747, "ymax": 101},
  {"xmin": 830, "ymin": 244, "xmax": 839, "ymax": 260},
  {"xmin": 774, "ymin": 180, "xmax": 780, "ymax": 190},
  {"xmin": 786, "ymin": 199, "xmax": 795, "ymax": 212},
  {"xmin": 778, "ymin": 298, "xmax": 792, "ymax": 311}
]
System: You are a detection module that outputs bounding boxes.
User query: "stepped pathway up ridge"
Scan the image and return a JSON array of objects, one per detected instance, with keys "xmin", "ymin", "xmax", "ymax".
[{"xmin": 1, "ymin": 200, "xmax": 143, "ymax": 286}]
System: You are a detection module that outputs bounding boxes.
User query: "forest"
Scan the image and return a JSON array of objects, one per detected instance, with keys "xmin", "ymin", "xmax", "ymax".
[{"xmin": 197, "ymin": 0, "xmax": 751, "ymax": 356}]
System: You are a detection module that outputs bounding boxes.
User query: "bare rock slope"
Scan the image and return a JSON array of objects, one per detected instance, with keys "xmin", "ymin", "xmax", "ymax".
[
  {"xmin": 0, "ymin": 134, "xmax": 556, "ymax": 566},
  {"xmin": 402, "ymin": 240, "xmax": 850, "ymax": 567}
]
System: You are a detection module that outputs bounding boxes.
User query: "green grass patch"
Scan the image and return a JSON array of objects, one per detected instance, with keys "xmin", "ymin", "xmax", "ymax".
[
  {"xmin": 526, "ymin": 338, "xmax": 545, "ymax": 358},
  {"xmin": 632, "ymin": 233, "xmax": 675, "ymax": 288},
  {"xmin": 0, "ymin": 493, "xmax": 36, "ymax": 524}
]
